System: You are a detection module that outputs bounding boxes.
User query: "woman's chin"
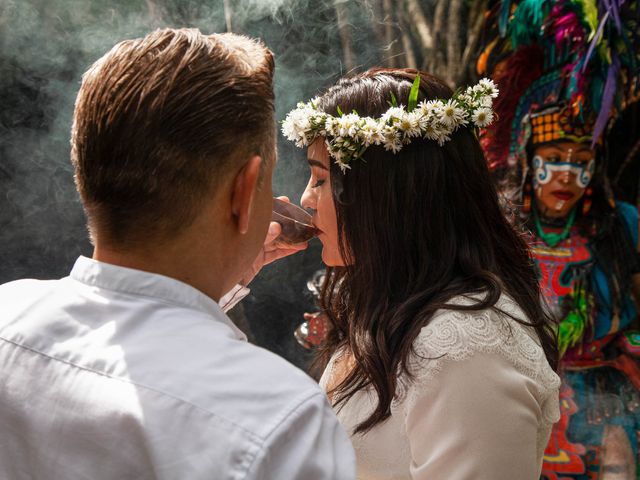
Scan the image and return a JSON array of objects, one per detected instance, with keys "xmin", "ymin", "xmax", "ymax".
[
  {"xmin": 321, "ymin": 248, "xmax": 345, "ymax": 267},
  {"xmin": 538, "ymin": 198, "xmax": 580, "ymax": 219}
]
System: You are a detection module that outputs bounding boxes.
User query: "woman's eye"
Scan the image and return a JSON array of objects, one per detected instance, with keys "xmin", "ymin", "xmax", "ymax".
[
  {"xmin": 546, "ymin": 156, "xmax": 561, "ymax": 163},
  {"xmin": 312, "ymin": 179, "xmax": 326, "ymax": 188}
]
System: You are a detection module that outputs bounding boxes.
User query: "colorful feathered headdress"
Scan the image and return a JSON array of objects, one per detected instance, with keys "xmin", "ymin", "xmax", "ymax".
[{"xmin": 477, "ymin": 0, "xmax": 640, "ymax": 175}]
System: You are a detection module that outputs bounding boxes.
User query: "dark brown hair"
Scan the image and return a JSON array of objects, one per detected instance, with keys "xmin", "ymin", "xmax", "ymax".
[
  {"xmin": 71, "ymin": 28, "xmax": 275, "ymax": 246},
  {"xmin": 315, "ymin": 68, "xmax": 559, "ymax": 434}
]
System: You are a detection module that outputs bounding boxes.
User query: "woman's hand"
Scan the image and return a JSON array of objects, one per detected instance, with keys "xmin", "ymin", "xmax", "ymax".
[{"xmin": 240, "ymin": 198, "xmax": 308, "ymax": 286}]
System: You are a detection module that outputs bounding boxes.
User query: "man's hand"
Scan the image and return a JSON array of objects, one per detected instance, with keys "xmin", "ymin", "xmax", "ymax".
[{"xmin": 240, "ymin": 200, "xmax": 308, "ymax": 286}]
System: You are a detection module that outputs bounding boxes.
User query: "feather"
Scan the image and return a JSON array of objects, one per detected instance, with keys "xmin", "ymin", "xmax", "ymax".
[
  {"xmin": 592, "ymin": 53, "xmax": 620, "ymax": 147},
  {"xmin": 511, "ymin": 0, "xmax": 550, "ymax": 47},
  {"xmin": 573, "ymin": 0, "xmax": 600, "ymax": 36},
  {"xmin": 610, "ymin": 0, "xmax": 623, "ymax": 31},
  {"xmin": 558, "ymin": 284, "xmax": 590, "ymax": 357},
  {"xmin": 482, "ymin": 45, "xmax": 544, "ymax": 171},
  {"xmin": 499, "ymin": 0, "xmax": 512, "ymax": 37},
  {"xmin": 582, "ymin": 10, "xmax": 610, "ymax": 71}
]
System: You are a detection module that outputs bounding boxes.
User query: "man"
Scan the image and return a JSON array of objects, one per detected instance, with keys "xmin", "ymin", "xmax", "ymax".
[{"xmin": 0, "ymin": 29, "xmax": 355, "ymax": 479}]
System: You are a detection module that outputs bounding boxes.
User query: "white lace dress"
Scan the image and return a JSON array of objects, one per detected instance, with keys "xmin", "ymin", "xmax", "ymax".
[{"xmin": 319, "ymin": 294, "xmax": 561, "ymax": 480}]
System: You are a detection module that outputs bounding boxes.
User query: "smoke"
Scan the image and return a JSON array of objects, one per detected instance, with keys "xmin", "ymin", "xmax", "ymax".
[{"xmin": 0, "ymin": 0, "xmax": 386, "ymax": 368}]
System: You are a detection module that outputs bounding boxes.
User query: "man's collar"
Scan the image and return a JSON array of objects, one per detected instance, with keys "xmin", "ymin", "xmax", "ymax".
[{"xmin": 70, "ymin": 256, "xmax": 247, "ymax": 340}]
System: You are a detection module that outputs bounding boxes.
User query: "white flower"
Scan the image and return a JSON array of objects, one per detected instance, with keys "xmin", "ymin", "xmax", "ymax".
[
  {"xmin": 357, "ymin": 117, "xmax": 383, "ymax": 146},
  {"xmin": 416, "ymin": 110, "xmax": 430, "ymax": 130},
  {"xmin": 282, "ymin": 78, "xmax": 497, "ymax": 169},
  {"xmin": 471, "ymin": 107, "xmax": 494, "ymax": 127},
  {"xmin": 420, "ymin": 99, "xmax": 444, "ymax": 118},
  {"xmin": 381, "ymin": 125, "xmax": 402, "ymax": 153},
  {"xmin": 438, "ymin": 120, "xmax": 456, "ymax": 137},
  {"xmin": 422, "ymin": 122, "xmax": 441, "ymax": 142},
  {"xmin": 381, "ymin": 106, "xmax": 405, "ymax": 124},
  {"xmin": 478, "ymin": 78, "xmax": 499, "ymax": 97},
  {"xmin": 478, "ymin": 95, "xmax": 493, "ymax": 108},
  {"xmin": 281, "ymin": 102, "xmax": 321, "ymax": 146},
  {"xmin": 335, "ymin": 158, "xmax": 351, "ymax": 173},
  {"xmin": 398, "ymin": 111, "xmax": 421, "ymax": 138},
  {"xmin": 384, "ymin": 138, "xmax": 403, "ymax": 153},
  {"xmin": 436, "ymin": 133, "xmax": 451, "ymax": 146},
  {"xmin": 439, "ymin": 99, "xmax": 467, "ymax": 128},
  {"xmin": 325, "ymin": 117, "xmax": 339, "ymax": 137},
  {"xmin": 336, "ymin": 113, "xmax": 360, "ymax": 137},
  {"xmin": 471, "ymin": 84, "xmax": 484, "ymax": 95},
  {"xmin": 281, "ymin": 116, "xmax": 299, "ymax": 142}
]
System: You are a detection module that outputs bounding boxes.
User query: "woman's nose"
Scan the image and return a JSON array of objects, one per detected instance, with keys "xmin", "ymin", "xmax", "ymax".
[
  {"xmin": 300, "ymin": 185, "xmax": 315, "ymax": 211},
  {"xmin": 558, "ymin": 170, "xmax": 572, "ymax": 184}
]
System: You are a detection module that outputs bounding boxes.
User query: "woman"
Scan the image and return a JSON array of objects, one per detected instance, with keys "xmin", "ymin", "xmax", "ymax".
[
  {"xmin": 474, "ymin": 1, "xmax": 640, "ymax": 476},
  {"xmin": 499, "ymin": 102, "xmax": 640, "ymax": 479},
  {"xmin": 282, "ymin": 68, "xmax": 560, "ymax": 479}
]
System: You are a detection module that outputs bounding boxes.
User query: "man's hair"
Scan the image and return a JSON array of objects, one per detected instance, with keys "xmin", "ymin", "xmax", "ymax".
[{"xmin": 71, "ymin": 28, "xmax": 275, "ymax": 246}]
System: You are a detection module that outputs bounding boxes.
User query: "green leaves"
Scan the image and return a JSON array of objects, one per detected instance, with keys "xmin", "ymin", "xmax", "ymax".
[
  {"xmin": 407, "ymin": 74, "xmax": 421, "ymax": 112},
  {"xmin": 389, "ymin": 92, "xmax": 397, "ymax": 108}
]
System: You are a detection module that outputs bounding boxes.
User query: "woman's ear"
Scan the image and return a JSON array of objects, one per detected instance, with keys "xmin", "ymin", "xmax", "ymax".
[{"xmin": 231, "ymin": 155, "xmax": 262, "ymax": 234}]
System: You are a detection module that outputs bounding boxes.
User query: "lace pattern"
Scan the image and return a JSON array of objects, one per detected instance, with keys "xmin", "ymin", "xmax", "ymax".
[{"xmin": 392, "ymin": 294, "xmax": 561, "ymax": 427}]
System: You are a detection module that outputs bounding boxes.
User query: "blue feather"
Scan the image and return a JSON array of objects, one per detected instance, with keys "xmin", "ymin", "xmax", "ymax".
[{"xmin": 499, "ymin": 0, "xmax": 512, "ymax": 37}]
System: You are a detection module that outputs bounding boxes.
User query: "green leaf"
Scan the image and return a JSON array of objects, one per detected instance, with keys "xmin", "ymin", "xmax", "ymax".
[
  {"xmin": 336, "ymin": 105, "xmax": 344, "ymax": 116},
  {"xmin": 407, "ymin": 74, "xmax": 421, "ymax": 112},
  {"xmin": 390, "ymin": 92, "xmax": 397, "ymax": 107}
]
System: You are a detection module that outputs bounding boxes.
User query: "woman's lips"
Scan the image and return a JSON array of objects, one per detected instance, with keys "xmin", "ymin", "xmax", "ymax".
[{"xmin": 552, "ymin": 191, "xmax": 575, "ymax": 201}]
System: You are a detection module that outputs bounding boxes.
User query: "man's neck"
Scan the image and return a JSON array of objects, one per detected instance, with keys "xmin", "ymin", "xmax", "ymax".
[{"xmin": 93, "ymin": 237, "xmax": 228, "ymax": 302}]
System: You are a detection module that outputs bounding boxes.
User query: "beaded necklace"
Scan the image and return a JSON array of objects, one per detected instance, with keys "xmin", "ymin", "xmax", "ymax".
[{"xmin": 533, "ymin": 206, "xmax": 577, "ymax": 248}]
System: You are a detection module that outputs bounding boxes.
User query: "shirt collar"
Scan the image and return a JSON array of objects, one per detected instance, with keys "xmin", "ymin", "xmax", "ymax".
[{"xmin": 70, "ymin": 256, "xmax": 247, "ymax": 341}]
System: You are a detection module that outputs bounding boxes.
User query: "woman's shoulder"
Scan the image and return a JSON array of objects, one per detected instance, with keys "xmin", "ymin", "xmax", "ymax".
[
  {"xmin": 615, "ymin": 200, "xmax": 639, "ymax": 244},
  {"xmin": 406, "ymin": 293, "xmax": 559, "ymax": 392}
]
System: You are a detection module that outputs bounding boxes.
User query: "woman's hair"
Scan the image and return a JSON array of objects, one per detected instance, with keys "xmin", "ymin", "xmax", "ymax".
[{"xmin": 314, "ymin": 68, "xmax": 558, "ymax": 434}]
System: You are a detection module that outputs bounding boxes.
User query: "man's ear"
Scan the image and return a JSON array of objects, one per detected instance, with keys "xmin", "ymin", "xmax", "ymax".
[{"xmin": 231, "ymin": 155, "xmax": 262, "ymax": 235}]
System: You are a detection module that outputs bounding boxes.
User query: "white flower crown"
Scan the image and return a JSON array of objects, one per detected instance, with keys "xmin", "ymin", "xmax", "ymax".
[{"xmin": 282, "ymin": 76, "xmax": 498, "ymax": 172}]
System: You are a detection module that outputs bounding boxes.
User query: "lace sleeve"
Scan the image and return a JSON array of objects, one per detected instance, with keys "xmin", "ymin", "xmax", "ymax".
[
  {"xmin": 394, "ymin": 299, "xmax": 560, "ymax": 425},
  {"xmin": 393, "ymin": 301, "xmax": 560, "ymax": 480}
]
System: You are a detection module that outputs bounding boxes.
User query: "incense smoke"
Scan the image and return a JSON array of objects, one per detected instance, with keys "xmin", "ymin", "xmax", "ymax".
[{"xmin": 0, "ymin": 0, "xmax": 386, "ymax": 368}]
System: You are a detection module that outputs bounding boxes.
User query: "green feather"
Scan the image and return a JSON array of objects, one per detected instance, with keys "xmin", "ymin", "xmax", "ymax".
[
  {"xmin": 571, "ymin": 0, "xmax": 598, "ymax": 39},
  {"xmin": 511, "ymin": 0, "xmax": 550, "ymax": 47},
  {"xmin": 557, "ymin": 285, "xmax": 590, "ymax": 357}
]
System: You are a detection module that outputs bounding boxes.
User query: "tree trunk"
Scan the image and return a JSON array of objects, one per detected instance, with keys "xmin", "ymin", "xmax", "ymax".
[
  {"xmin": 369, "ymin": 0, "xmax": 388, "ymax": 48},
  {"xmin": 335, "ymin": 0, "xmax": 355, "ymax": 72},
  {"xmin": 429, "ymin": 0, "xmax": 448, "ymax": 79},
  {"xmin": 460, "ymin": 0, "xmax": 489, "ymax": 84},
  {"xmin": 399, "ymin": 12, "xmax": 418, "ymax": 68},
  {"xmin": 405, "ymin": 0, "xmax": 433, "ymax": 51},
  {"xmin": 382, "ymin": 0, "xmax": 404, "ymax": 67},
  {"xmin": 446, "ymin": 0, "xmax": 463, "ymax": 86}
]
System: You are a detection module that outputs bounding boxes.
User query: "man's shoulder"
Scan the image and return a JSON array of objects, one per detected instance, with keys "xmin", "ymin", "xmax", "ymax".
[
  {"xmin": 0, "ymin": 277, "xmax": 59, "ymax": 295},
  {"xmin": 112, "ymin": 309, "xmax": 326, "ymax": 442},
  {"xmin": 0, "ymin": 277, "xmax": 64, "ymax": 321},
  {"xmin": 154, "ymin": 331, "xmax": 324, "ymax": 419}
]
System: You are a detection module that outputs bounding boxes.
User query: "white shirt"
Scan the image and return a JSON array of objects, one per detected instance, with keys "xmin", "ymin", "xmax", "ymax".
[
  {"xmin": 0, "ymin": 256, "xmax": 355, "ymax": 480},
  {"xmin": 320, "ymin": 294, "xmax": 560, "ymax": 480}
]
